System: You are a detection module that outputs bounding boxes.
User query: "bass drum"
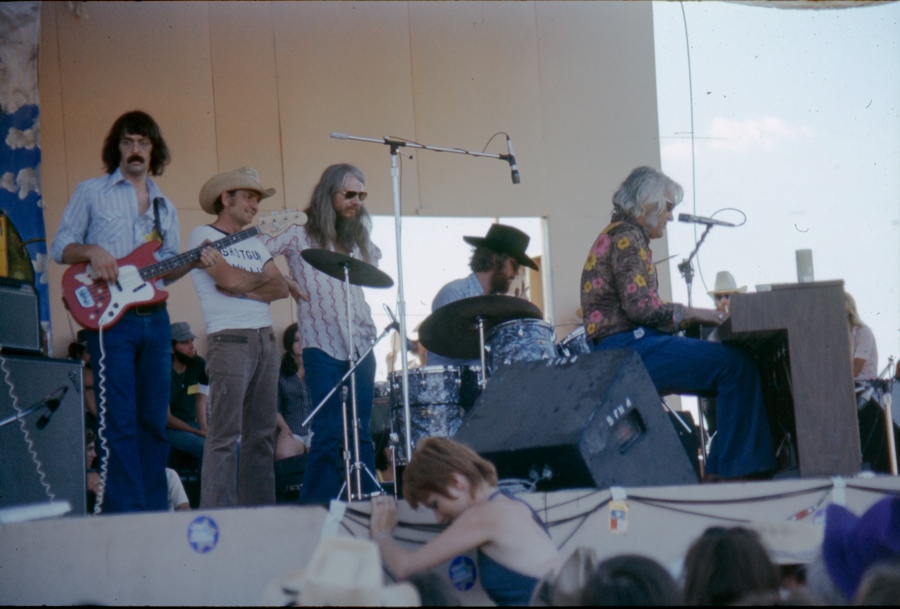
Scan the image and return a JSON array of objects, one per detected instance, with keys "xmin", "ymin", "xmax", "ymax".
[
  {"xmin": 485, "ymin": 318, "xmax": 557, "ymax": 376},
  {"xmin": 557, "ymin": 326, "xmax": 591, "ymax": 358},
  {"xmin": 388, "ymin": 365, "xmax": 481, "ymax": 463}
]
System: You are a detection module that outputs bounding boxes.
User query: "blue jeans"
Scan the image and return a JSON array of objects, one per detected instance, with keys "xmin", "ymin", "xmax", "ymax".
[
  {"xmin": 299, "ymin": 348, "xmax": 377, "ymax": 503},
  {"xmin": 593, "ymin": 327, "xmax": 777, "ymax": 478},
  {"xmin": 167, "ymin": 424, "xmax": 205, "ymax": 462},
  {"xmin": 85, "ymin": 308, "xmax": 171, "ymax": 512}
]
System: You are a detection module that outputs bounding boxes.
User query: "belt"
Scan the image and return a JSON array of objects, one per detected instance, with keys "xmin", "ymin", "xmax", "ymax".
[{"xmin": 132, "ymin": 302, "xmax": 166, "ymax": 316}]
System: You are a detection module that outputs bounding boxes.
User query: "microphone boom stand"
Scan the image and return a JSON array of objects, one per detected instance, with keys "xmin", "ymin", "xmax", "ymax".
[
  {"xmin": 330, "ymin": 132, "xmax": 510, "ymax": 461},
  {"xmin": 676, "ymin": 223, "xmax": 713, "ymax": 307}
]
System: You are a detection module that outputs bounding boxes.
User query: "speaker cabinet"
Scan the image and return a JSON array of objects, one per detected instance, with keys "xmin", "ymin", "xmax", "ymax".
[
  {"xmin": 0, "ymin": 355, "xmax": 85, "ymax": 514},
  {"xmin": 0, "ymin": 277, "xmax": 41, "ymax": 354},
  {"xmin": 454, "ymin": 349, "xmax": 699, "ymax": 491}
]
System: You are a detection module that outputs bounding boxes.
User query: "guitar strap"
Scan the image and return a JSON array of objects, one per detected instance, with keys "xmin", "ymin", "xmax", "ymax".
[{"xmin": 152, "ymin": 197, "xmax": 165, "ymax": 246}]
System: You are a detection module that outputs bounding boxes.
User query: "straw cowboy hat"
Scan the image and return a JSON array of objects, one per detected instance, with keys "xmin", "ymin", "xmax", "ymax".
[
  {"xmin": 463, "ymin": 223, "xmax": 539, "ymax": 271},
  {"xmin": 707, "ymin": 270, "xmax": 747, "ymax": 295},
  {"xmin": 199, "ymin": 167, "xmax": 276, "ymax": 214},
  {"xmin": 259, "ymin": 536, "xmax": 420, "ymax": 607}
]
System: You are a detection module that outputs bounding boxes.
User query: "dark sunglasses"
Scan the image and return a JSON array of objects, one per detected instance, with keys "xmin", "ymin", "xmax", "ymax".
[
  {"xmin": 340, "ymin": 190, "xmax": 367, "ymax": 202},
  {"xmin": 715, "ymin": 293, "xmax": 731, "ymax": 301}
]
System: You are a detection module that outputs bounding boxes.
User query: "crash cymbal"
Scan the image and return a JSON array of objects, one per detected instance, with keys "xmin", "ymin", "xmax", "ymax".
[
  {"xmin": 300, "ymin": 248, "xmax": 394, "ymax": 288},
  {"xmin": 418, "ymin": 295, "xmax": 543, "ymax": 359}
]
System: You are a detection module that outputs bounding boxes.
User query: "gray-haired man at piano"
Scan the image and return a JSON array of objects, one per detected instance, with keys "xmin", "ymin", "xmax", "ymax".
[{"xmin": 580, "ymin": 166, "xmax": 777, "ymax": 480}]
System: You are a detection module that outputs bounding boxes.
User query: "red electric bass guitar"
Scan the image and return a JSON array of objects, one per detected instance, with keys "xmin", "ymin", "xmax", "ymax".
[{"xmin": 61, "ymin": 209, "xmax": 305, "ymax": 330}]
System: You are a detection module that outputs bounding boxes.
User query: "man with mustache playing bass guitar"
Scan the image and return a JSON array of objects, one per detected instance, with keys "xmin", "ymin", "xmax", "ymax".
[{"xmin": 51, "ymin": 110, "xmax": 217, "ymax": 514}]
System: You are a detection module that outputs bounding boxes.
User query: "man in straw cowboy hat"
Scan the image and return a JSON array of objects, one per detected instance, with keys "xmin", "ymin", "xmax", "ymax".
[
  {"xmin": 260, "ymin": 163, "xmax": 383, "ymax": 504},
  {"xmin": 187, "ymin": 167, "xmax": 295, "ymax": 507},
  {"xmin": 708, "ymin": 270, "xmax": 746, "ymax": 316},
  {"xmin": 426, "ymin": 223, "xmax": 539, "ymax": 368}
]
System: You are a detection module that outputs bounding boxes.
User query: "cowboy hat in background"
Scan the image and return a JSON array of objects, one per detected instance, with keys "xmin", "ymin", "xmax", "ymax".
[
  {"xmin": 259, "ymin": 536, "xmax": 420, "ymax": 606},
  {"xmin": 463, "ymin": 223, "xmax": 539, "ymax": 271},
  {"xmin": 707, "ymin": 270, "xmax": 747, "ymax": 296}
]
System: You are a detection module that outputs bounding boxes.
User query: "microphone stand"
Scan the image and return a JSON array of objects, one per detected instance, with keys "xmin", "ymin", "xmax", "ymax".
[
  {"xmin": 0, "ymin": 400, "xmax": 51, "ymax": 428},
  {"xmin": 676, "ymin": 223, "xmax": 713, "ymax": 307},
  {"xmin": 330, "ymin": 132, "xmax": 511, "ymax": 461}
]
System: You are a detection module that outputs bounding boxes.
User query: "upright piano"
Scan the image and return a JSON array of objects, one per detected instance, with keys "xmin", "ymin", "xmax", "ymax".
[{"xmin": 713, "ymin": 280, "xmax": 860, "ymax": 477}]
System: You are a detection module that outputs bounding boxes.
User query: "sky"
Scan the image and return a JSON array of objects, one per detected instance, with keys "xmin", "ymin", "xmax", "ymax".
[
  {"xmin": 365, "ymin": 1, "xmax": 899, "ymax": 388},
  {"xmin": 654, "ymin": 1, "xmax": 899, "ymax": 376}
]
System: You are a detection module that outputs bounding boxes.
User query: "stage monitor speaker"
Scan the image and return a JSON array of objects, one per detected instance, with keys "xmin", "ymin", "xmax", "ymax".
[
  {"xmin": 454, "ymin": 349, "xmax": 699, "ymax": 491},
  {"xmin": 0, "ymin": 277, "xmax": 41, "ymax": 354},
  {"xmin": 0, "ymin": 354, "xmax": 86, "ymax": 515}
]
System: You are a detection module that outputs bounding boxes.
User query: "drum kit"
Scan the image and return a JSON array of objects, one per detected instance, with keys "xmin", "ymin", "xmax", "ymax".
[{"xmin": 299, "ymin": 246, "xmax": 595, "ymax": 500}]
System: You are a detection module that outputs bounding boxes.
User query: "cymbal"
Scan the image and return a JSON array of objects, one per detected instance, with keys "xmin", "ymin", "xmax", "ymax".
[
  {"xmin": 419, "ymin": 295, "xmax": 543, "ymax": 359},
  {"xmin": 300, "ymin": 248, "xmax": 394, "ymax": 288}
]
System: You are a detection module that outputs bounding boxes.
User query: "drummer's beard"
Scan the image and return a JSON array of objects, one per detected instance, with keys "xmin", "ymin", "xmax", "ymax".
[{"xmin": 489, "ymin": 267, "xmax": 512, "ymax": 295}]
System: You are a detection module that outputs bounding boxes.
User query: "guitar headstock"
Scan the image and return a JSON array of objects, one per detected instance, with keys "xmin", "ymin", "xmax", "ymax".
[{"xmin": 256, "ymin": 209, "xmax": 308, "ymax": 236}]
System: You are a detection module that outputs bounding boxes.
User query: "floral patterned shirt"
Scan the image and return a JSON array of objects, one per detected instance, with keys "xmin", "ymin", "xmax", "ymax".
[{"xmin": 581, "ymin": 214, "xmax": 684, "ymax": 343}]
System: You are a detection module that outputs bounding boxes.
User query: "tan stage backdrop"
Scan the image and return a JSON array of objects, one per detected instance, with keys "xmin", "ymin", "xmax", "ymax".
[{"xmin": 39, "ymin": 1, "xmax": 668, "ymax": 359}]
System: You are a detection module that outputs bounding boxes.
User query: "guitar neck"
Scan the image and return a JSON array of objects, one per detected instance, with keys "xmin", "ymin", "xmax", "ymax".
[{"xmin": 139, "ymin": 226, "xmax": 262, "ymax": 280}]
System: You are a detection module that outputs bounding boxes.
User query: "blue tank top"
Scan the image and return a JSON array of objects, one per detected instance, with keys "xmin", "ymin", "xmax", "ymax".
[{"xmin": 476, "ymin": 489, "xmax": 551, "ymax": 606}]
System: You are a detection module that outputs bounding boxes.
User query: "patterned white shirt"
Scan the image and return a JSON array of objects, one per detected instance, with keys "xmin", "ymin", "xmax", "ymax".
[{"xmin": 261, "ymin": 225, "xmax": 381, "ymax": 361}]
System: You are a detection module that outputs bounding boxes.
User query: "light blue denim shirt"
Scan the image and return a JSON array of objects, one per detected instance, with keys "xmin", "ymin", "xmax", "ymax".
[
  {"xmin": 427, "ymin": 273, "xmax": 484, "ymax": 368},
  {"xmin": 51, "ymin": 167, "xmax": 180, "ymax": 263}
]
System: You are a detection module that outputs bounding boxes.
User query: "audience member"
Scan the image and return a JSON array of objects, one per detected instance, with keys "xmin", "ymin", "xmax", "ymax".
[
  {"xmin": 846, "ymin": 291, "xmax": 879, "ymax": 380},
  {"xmin": 853, "ymin": 558, "xmax": 900, "ymax": 605},
  {"xmin": 277, "ymin": 323, "xmax": 313, "ymax": 449},
  {"xmin": 707, "ymin": 270, "xmax": 745, "ymax": 316},
  {"xmin": 681, "ymin": 526, "xmax": 780, "ymax": 605},
  {"xmin": 85, "ymin": 429, "xmax": 100, "ymax": 513},
  {"xmin": 165, "ymin": 467, "xmax": 191, "ymax": 511},
  {"xmin": 165, "ymin": 322, "xmax": 208, "ymax": 463},
  {"xmin": 821, "ymin": 496, "xmax": 900, "ymax": 602},
  {"xmin": 581, "ymin": 554, "xmax": 681, "ymax": 606},
  {"xmin": 372, "ymin": 428, "xmax": 396, "ymax": 485},
  {"xmin": 68, "ymin": 329, "xmax": 97, "ymax": 434},
  {"xmin": 370, "ymin": 437, "xmax": 561, "ymax": 606}
]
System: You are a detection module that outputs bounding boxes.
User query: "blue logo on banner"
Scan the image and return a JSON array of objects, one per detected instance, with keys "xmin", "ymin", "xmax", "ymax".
[
  {"xmin": 187, "ymin": 515, "xmax": 219, "ymax": 553},
  {"xmin": 448, "ymin": 555, "xmax": 477, "ymax": 592}
]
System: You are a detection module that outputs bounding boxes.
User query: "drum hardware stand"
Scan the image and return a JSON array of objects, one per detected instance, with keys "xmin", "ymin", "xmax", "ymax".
[
  {"xmin": 331, "ymin": 132, "xmax": 513, "ymax": 460},
  {"xmin": 661, "ymin": 397, "xmax": 706, "ymax": 478},
  {"xmin": 388, "ymin": 432, "xmax": 400, "ymax": 498},
  {"xmin": 878, "ymin": 356, "xmax": 897, "ymax": 475},
  {"xmin": 476, "ymin": 317, "xmax": 489, "ymax": 388},
  {"xmin": 301, "ymin": 314, "xmax": 399, "ymax": 503}
]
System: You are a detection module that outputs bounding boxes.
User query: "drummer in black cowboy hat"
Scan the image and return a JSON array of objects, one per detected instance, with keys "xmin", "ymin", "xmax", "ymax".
[{"xmin": 426, "ymin": 223, "xmax": 538, "ymax": 368}]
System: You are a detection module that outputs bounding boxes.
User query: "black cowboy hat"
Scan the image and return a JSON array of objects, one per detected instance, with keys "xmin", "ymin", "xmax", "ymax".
[{"xmin": 463, "ymin": 223, "xmax": 539, "ymax": 271}]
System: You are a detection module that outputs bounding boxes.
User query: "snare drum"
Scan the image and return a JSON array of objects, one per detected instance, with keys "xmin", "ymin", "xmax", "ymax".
[
  {"xmin": 557, "ymin": 326, "xmax": 591, "ymax": 358},
  {"xmin": 486, "ymin": 318, "xmax": 557, "ymax": 376},
  {"xmin": 388, "ymin": 366, "xmax": 481, "ymax": 463}
]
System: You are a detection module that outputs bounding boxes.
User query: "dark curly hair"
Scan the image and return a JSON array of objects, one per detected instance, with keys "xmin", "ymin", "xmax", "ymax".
[{"xmin": 101, "ymin": 110, "xmax": 171, "ymax": 176}]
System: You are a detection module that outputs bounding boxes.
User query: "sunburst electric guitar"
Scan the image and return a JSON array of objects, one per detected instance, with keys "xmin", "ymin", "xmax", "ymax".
[{"xmin": 62, "ymin": 209, "xmax": 305, "ymax": 330}]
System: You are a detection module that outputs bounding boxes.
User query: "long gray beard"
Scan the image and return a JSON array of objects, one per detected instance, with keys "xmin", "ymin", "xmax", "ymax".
[{"xmin": 335, "ymin": 214, "xmax": 366, "ymax": 252}]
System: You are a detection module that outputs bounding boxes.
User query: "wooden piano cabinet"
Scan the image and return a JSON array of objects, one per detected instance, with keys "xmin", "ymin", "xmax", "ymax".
[{"xmin": 715, "ymin": 280, "xmax": 860, "ymax": 477}]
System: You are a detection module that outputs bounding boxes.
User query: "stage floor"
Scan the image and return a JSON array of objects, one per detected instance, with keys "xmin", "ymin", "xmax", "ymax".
[{"xmin": 1, "ymin": 474, "xmax": 898, "ymax": 606}]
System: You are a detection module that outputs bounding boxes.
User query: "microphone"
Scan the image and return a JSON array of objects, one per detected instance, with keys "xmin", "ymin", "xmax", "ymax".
[
  {"xmin": 678, "ymin": 213, "xmax": 735, "ymax": 228},
  {"xmin": 505, "ymin": 137, "xmax": 521, "ymax": 185},
  {"xmin": 383, "ymin": 304, "xmax": 400, "ymax": 332},
  {"xmin": 35, "ymin": 386, "xmax": 68, "ymax": 431}
]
